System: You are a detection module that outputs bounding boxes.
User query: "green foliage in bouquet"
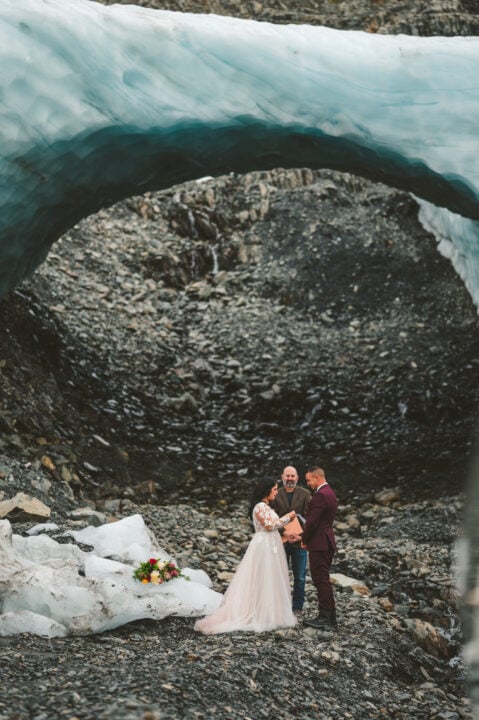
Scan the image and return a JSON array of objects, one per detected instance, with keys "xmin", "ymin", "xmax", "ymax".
[{"xmin": 133, "ymin": 557, "xmax": 189, "ymax": 584}]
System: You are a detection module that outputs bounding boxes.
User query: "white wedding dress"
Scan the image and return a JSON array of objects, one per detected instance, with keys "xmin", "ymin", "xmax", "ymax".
[{"xmin": 194, "ymin": 502, "xmax": 297, "ymax": 634}]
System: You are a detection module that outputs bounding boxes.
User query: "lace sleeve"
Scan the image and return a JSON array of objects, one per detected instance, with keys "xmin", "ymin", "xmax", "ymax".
[{"xmin": 254, "ymin": 503, "xmax": 291, "ymax": 532}]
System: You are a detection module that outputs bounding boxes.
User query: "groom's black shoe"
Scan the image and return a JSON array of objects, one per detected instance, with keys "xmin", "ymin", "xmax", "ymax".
[{"xmin": 303, "ymin": 609, "xmax": 337, "ymax": 630}]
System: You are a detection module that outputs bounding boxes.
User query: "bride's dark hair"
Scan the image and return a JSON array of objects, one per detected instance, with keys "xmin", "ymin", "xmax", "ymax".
[{"xmin": 248, "ymin": 478, "xmax": 277, "ymax": 518}]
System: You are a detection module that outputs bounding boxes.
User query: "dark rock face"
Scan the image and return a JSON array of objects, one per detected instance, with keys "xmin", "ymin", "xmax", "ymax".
[
  {"xmin": 0, "ymin": 167, "xmax": 478, "ymax": 506},
  {"xmin": 103, "ymin": 0, "xmax": 479, "ymax": 36},
  {"xmin": 0, "ymin": 1, "xmax": 477, "ymax": 531}
]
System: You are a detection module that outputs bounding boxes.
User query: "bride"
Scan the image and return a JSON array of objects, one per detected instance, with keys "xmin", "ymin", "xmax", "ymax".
[{"xmin": 194, "ymin": 478, "xmax": 297, "ymax": 634}]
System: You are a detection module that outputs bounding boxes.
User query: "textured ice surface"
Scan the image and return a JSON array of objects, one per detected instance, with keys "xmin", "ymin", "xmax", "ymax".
[
  {"xmin": 0, "ymin": 515, "xmax": 222, "ymax": 637},
  {"xmin": 0, "ymin": 0, "xmax": 479, "ymax": 304}
]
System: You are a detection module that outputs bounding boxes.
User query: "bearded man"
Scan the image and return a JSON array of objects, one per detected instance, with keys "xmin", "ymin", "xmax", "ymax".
[{"xmin": 272, "ymin": 465, "xmax": 311, "ymax": 616}]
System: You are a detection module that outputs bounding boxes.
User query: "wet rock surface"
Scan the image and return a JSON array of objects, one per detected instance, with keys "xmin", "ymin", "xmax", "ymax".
[{"xmin": 0, "ymin": 0, "xmax": 478, "ymax": 718}]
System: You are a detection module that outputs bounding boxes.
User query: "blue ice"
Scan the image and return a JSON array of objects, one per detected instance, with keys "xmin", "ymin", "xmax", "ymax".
[{"xmin": 0, "ymin": 0, "xmax": 478, "ymax": 304}]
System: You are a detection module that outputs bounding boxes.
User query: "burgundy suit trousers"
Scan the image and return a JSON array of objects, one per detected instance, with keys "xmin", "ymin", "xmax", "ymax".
[{"xmin": 309, "ymin": 545, "xmax": 335, "ymax": 610}]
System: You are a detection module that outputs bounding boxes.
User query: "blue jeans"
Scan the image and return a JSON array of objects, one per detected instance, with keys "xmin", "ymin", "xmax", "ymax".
[{"xmin": 284, "ymin": 543, "xmax": 308, "ymax": 610}]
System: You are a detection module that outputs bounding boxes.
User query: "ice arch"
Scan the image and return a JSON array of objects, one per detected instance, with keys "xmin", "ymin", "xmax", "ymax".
[{"xmin": 1, "ymin": 0, "xmax": 479, "ymax": 304}]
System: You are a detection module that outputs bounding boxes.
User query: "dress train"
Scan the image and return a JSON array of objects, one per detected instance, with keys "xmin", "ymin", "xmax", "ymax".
[{"xmin": 195, "ymin": 502, "xmax": 296, "ymax": 635}]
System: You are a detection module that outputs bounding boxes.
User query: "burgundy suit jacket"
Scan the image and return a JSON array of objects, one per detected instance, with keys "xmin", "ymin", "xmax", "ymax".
[{"xmin": 301, "ymin": 483, "xmax": 337, "ymax": 552}]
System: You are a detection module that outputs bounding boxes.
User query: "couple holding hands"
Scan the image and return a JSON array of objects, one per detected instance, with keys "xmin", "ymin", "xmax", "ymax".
[{"xmin": 195, "ymin": 465, "xmax": 338, "ymax": 635}]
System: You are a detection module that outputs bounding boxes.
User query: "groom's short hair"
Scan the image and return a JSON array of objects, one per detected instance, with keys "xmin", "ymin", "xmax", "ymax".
[{"xmin": 306, "ymin": 466, "xmax": 325, "ymax": 478}]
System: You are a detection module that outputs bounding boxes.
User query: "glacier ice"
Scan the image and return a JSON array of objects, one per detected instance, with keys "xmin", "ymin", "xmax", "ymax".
[
  {"xmin": 0, "ymin": 0, "xmax": 479, "ymax": 304},
  {"xmin": 0, "ymin": 514, "xmax": 222, "ymax": 637},
  {"xmin": 25, "ymin": 522, "xmax": 60, "ymax": 536}
]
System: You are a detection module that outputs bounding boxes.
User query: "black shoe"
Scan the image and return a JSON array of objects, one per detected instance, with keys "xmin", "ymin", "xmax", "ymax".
[{"xmin": 303, "ymin": 609, "xmax": 337, "ymax": 630}]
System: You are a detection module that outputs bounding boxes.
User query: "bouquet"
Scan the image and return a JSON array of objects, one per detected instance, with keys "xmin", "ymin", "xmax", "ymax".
[{"xmin": 133, "ymin": 557, "xmax": 189, "ymax": 584}]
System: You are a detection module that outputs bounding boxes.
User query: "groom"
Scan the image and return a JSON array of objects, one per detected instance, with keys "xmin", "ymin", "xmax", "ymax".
[{"xmin": 300, "ymin": 466, "xmax": 338, "ymax": 630}]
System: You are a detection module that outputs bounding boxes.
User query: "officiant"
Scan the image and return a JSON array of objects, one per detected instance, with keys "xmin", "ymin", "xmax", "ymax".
[{"xmin": 272, "ymin": 465, "xmax": 311, "ymax": 616}]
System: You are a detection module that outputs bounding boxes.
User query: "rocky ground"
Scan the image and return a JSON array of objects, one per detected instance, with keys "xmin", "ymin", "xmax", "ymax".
[
  {"xmin": 1, "ymin": 0, "xmax": 479, "ymax": 718},
  {"xmin": 0, "ymin": 489, "xmax": 471, "ymax": 720}
]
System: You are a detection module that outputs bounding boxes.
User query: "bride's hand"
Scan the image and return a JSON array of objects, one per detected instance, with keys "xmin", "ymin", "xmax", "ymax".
[{"xmin": 289, "ymin": 510, "xmax": 296, "ymax": 519}]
